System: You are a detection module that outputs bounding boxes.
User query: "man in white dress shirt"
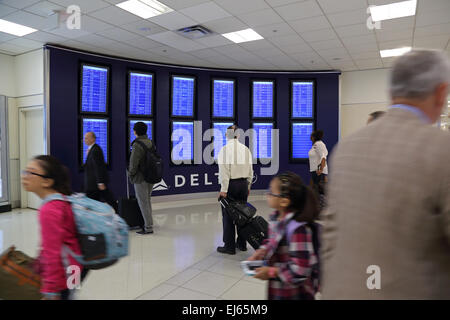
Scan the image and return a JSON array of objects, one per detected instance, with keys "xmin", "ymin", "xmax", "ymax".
[{"xmin": 217, "ymin": 125, "xmax": 254, "ymax": 255}]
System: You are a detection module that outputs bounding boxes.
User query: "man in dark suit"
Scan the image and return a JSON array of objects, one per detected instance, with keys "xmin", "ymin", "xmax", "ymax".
[{"xmin": 84, "ymin": 131, "xmax": 116, "ymax": 210}]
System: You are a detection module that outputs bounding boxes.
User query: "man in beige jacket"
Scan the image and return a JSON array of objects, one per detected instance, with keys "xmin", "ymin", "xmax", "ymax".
[{"xmin": 321, "ymin": 50, "xmax": 450, "ymax": 299}]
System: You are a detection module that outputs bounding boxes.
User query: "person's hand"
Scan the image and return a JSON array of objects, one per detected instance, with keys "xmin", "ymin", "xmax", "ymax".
[
  {"xmin": 254, "ymin": 267, "xmax": 273, "ymax": 280},
  {"xmin": 316, "ymin": 169, "xmax": 323, "ymax": 175},
  {"xmin": 98, "ymin": 183, "xmax": 106, "ymax": 191},
  {"xmin": 247, "ymin": 248, "xmax": 266, "ymax": 261},
  {"xmin": 219, "ymin": 192, "xmax": 227, "ymax": 199}
]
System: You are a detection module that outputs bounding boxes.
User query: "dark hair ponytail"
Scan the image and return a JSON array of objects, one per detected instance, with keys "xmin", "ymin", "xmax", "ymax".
[
  {"xmin": 311, "ymin": 130, "xmax": 324, "ymax": 142},
  {"xmin": 34, "ymin": 155, "xmax": 73, "ymax": 195},
  {"xmin": 276, "ymin": 171, "xmax": 319, "ymax": 223}
]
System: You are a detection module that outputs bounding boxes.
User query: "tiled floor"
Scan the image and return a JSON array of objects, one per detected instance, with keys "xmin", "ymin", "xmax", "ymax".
[{"xmin": 0, "ymin": 195, "xmax": 271, "ymax": 300}]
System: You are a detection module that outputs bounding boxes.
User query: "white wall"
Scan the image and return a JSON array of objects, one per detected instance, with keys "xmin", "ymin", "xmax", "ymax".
[
  {"xmin": 340, "ymin": 68, "xmax": 391, "ymax": 138},
  {"xmin": 0, "ymin": 49, "xmax": 44, "ymax": 208}
]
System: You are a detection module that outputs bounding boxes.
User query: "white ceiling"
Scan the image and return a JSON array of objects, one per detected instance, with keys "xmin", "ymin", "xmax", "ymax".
[{"xmin": 0, "ymin": 0, "xmax": 449, "ymax": 71}]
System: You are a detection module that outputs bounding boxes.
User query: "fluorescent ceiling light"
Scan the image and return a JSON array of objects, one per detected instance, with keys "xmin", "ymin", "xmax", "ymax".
[
  {"xmin": 370, "ymin": 0, "xmax": 417, "ymax": 22},
  {"xmin": 380, "ymin": 47, "xmax": 411, "ymax": 58},
  {"xmin": 0, "ymin": 19, "xmax": 37, "ymax": 37},
  {"xmin": 222, "ymin": 28, "xmax": 263, "ymax": 44},
  {"xmin": 116, "ymin": 0, "xmax": 173, "ymax": 19}
]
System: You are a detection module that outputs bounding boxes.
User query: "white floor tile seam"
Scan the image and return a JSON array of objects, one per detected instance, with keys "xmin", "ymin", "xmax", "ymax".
[
  {"xmin": 179, "ymin": 270, "xmax": 241, "ymax": 298},
  {"xmin": 135, "ymin": 282, "xmax": 179, "ymax": 300}
]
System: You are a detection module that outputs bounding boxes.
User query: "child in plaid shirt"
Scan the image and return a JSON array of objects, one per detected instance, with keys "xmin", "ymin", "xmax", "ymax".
[{"xmin": 248, "ymin": 172, "xmax": 321, "ymax": 300}]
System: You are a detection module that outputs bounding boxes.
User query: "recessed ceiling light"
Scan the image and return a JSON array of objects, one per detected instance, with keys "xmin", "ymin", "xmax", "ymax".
[
  {"xmin": 221, "ymin": 28, "xmax": 263, "ymax": 43},
  {"xmin": 380, "ymin": 47, "xmax": 411, "ymax": 58},
  {"xmin": 116, "ymin": 0, "xmax": 173, "ymax": 19},
  {"xmin": 0, "ymin": 19, "xmax": 37, "ymax": 37},
  {"xmin": 370, "ymin": 0, "xmax": 417, "ymax": 22}
]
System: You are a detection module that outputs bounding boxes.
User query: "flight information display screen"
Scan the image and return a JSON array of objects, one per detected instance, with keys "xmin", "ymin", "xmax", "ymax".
[
  {"xmin": 129, "ymin": 120, "xmax": 152, "ymax": 151},
  {"xmin": 291, "ymin": 122, "xmax": 313, "ymax": 159},
  {"xmin": 292, "ymin": 81, "xmax": 314, "ymax": 118},
  {"xmin": 212, "ymin": 80, "xmax": 234, "ymax": 118},
  {"xmin": 172, "ymin": 76, "xmax": 195, "ymax": 117},
  {"xmin": 252, "ymin": 81, "xmax": 273, "ymax": 118},
  {"xmin": 81, "ymin": 65, "xmax": 108, "ymax": 113},
  {"xmin": 129, "ymin": 72, "xmax": 153, "ymax": 116},
  {"xmin": 172, "ymin": 121, "xmax": 194, "ymax": 161},
  {"xmin": 213, "ymin": 122, "xmax": 234, "ymax": 159},
  {"xmin": 81, "ymin": 118, "xmax": 108, "ymax": 164},
  {"xmin": 252, "ymin": 122, "xmax": 273, "ymax": 159}
]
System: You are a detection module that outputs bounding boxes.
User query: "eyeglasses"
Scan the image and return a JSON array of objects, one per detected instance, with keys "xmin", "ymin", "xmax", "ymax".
[{"xmin": 21, "ymin": 170, "xmax": 49, "ymax": 179}]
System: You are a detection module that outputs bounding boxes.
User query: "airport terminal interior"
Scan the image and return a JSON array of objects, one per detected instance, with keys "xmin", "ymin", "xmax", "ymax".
[{"xmin": 0, "ymin": 0, "xmax": 449, "ymax": 300}]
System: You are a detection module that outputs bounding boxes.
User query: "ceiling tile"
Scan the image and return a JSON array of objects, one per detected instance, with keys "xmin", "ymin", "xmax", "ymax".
[
  {"xmin": 0, "ymin": 0, "xmax": 40, "ymax": 9},
  {"xmin": 157, "ymin": 0, "xmax": 210, "ymax": 10},
  {"xmin": 414, "ymin": 23, "xmax": 450, "ymax": 38},
  {"xmin": 179, "ymin": 1, "xmax": 231, "ymax": 24},
  {"xmin": 327, "ymin": 8, "xmax": 368, "ymax": 27},
  {"xmin": 88, "ymin": 5, "xmax": 141, "ymax": 26},
  {"xmin": 334, "ymin": 23, "xmax": 374, "ymax": 38},
  {"xmin": 376, "ymin": 16, "xmax": 415, "ymax": 31},
  {"xmin": 75, "ymin": 34, "xmax": 122, "ymax": 48},
  {"xmin": 0, "ymin": 4, "xmax": 18, "ymax": 18},
  {"xmin": 309, "ymin": 39, "xmax": 343, "ymax": 50},
  {"xmin": 378, "ymin": 39, "xmax": 412, "ymax": 50},
  {"xmin": 60, "ymin": 39, "xmax": 101, "ymax": 52},
  {"xmin": 416, "ymin": 9, "xmax": 450, "ymax": 27},
  {"xmin": 341, "ymin": 34, "xmax": 377, "ymax": 46},
  {"xmin": 203, "ymin": 16, "xmax": 247, "ymax": 34},
  {"xmin": 213, "ymin": 0, "xmax": 270, "ymax": 16},
  {"xmin": 316, "ymin": 47, "xmax": 352, "ymax": 59},
  {"xmin": 418, "ymin": 0, "xmax": 450, "ymax": 13},
  {"xmin": 0, "ymin": 31, "xmax": 16, "ymax": 42},
  {"xmin": 300, "ymin": 28, "xmax": 338, "ymax": 42},
  {"xmin": 6, "ymin": 37, "xmax": 42, "ymax": 49},
  {"xmin": 381, "ymin": 56, "xmax": 398, "ymax": 68},
  {"xmin": 274, "ymin": 0, "xmax": 323, "ymax": 21},
  {"xmin": 317, "ymin": 0, "xmax": 368, "ymax": 14},
  {"xmin": 252, "ymin": 46, "xmax": 285, "ymax": 58},
  {"xmin": 252, "ymin": 22, "xmax": 297, "ymax": 39},
  {"xmin": 269, "ymin": 34, "xmax": 305, "ymax": 47},
  {"xmin": 79, "ymin": 15, "xmax": 113, "ymax": 33},
  {"xmin": 46, "ymin": 25, "xmax": 90, "ymax": 39},
  {"xmin": 367, "ymin": 0, "xmax": 406, "ymax": 5},
  {"xmin": 120, "ymin": 36, "xmax": 164, "ymax": 50},
  {"xmin": 23, "ymin": 1, "xmax": 65, "ymax": 17},
  {"xmin": 350, "ymin": 50, "xmax": 380, "ymax": 60},
  {"xmin": 23, "ymin": 30, "xmax": 67, "ymax": 43},
  {"xmin": 346, "ymin": 42, "xmax": 380, "ymax": 54},
  {"xmin": 96, "ymin": 27, "xmax": 141, "ymax": 41},
  {"xmin": 188, "ymin": 48, "xmax": 223, "ymax": 58},
  {"xmin": 147, "ymin": 31, "xmax": 207, "ymax": 52},
  {"xmin": 194, "ymin": 34, "xmax": 233, "ymax": 48},
  {"xmin": 120, "ymin": 20, "xmax": 168, "ymax": 36},
  {"xmin": 278, "ymin": 42, "xmax": 312, "ymax": 54},
  {"xmin": 0, "ymin": 41, "xmax": 29, "ymax": 54},
  {"xmin": 376, "ymin": 28, "xmax": 413, "ymax": 42},
  {"xmin": 354, "ymin": 58, "xmax": 383, "ymax": 69},
  {"xmin": 46, "ymin": 0, "xmax": 110, "ymax": 14},
  {"xmin": 265, "ymin": 0, "xmax": 305, "ymax": 7},
  {"xmin": 288, "ymin": 15, "xmax": 332, "ymax": 33},
  {"xmin": 237, "ymin": 9, "xmax": 283, "ymax": 27},
  {"xmin": 413, "ymin": 35, "xmax": 450, "ymax": 50},
  {"xmin": 2, "ymin": 10, "xmax": 55, "ymax": 30},
  {"xmin": 148, "ymin": 11, "xmax": 197, "ymax": 31}
]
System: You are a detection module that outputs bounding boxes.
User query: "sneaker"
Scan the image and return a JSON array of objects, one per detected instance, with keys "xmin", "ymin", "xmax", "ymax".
[
  {"xmin": 217, "ymin": 246, "xmax": 235, "ymax": 255},
  {"xmin": 137, "ymin": 229, "xmax": 153, "ymax": 235}
]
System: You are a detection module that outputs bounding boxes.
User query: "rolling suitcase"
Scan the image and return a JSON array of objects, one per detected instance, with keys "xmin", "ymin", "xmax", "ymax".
[
  {"xmin": 117, "ymin": 173, "xmax": 144, "ymax": 228},
  {"xmin": 218, "ymin": 197, "xmax": 256, "ymax": 227},
  {"xmin": 239, "ymin": 216, "xmax": 269, "ymax": 250}
]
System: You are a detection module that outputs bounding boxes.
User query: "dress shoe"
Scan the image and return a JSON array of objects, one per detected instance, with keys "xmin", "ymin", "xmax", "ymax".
[{"xmin": 217, "ymin": 246, "xmax": 235, "ymax": 255}]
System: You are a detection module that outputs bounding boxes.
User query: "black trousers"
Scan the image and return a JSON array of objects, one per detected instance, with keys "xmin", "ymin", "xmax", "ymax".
[
  {"xmin": 222, "ymin": 178, "xmax": 248, "ymax": 250},
  {"xmin": 86, "ymin": 188, "xmax": 117, "ymax": 212},
  {"xmin": 311, "ymin": 172, "xmax": 327, "ymax": 195}
]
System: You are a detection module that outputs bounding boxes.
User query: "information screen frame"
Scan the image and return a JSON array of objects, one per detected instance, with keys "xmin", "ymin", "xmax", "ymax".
[
  {"xmin": 127, "ymin": 118, "xmax": 154, "ymax": 154},
  {"xmin": 211, "ymin": 77, "xmax": 236, "ymax": 120},
  {"xmin": 251, "ymin": 121, "xmax": 275, "ymax": 161},
  {"xmin": 170, "ymin": 74, "xmax": 196, "ymax": 119},
  {"xmin": 211, "ymin": 121, "xmax": 235, "ymax": 160},
  {"xmin": 170, "ymin": 120, "xmax": 195, "ymax": 164},
  {"xmin": 289, "ymin": 121, "xmax": 315, "ymax": 163},
  {"xmin": 79, "ymin": 116, "xmax": 110, "ymax": 168},
  {"xmin": 79, "ymin": 62, "xmax": 110, "ymax": 115},
  {"xmin": 290, "ymin": 79, "xmax": 316, "ymax": 120},
  {"xmin": 127, "ymin": 69, "xmax": 155, "ymax": 118},
  {"xmin": 250, "ymin": 79, "xmax": 275, "ymax": 120}
]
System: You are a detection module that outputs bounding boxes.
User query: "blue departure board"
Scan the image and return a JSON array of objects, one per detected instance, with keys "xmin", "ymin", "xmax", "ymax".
[
  {"xmin": 82, "ymin": 118, "xmax": 108, "ymax": 164},
  {"xmin": 252, "ymin": 123, "xmax": 273, "ymax": 159},
  {"xmin": 172, "ymin": 76, "xmax": 195, "ymax": 117},
  {"xmin": 129, "ymin": 120, "xmax": 152, "ymax": 151},
  {"xmin": 292, "ymin": 122, "xmax": 313, "ymax": 159},
  {"xmin": 129, "ymin": 72, "xmax": 153, "ymax": 116},
  {"xmin": 213, "ymin": 122, "xmax": 234, "ymax": 159},
  {"xmin": 252, "ymin": 81, "xmax": 273, "ymax": 118},
  {"xmin": 292, "ymin": 81, "xmax": 313, "ymax": 118},
  {"xmin": 172, "ymin": 121, "xmax": 194, "ymax": 161},
  {"xmin": 81, "ymin": 65, "xmax": 108, "ymax": 113},
  {"xmin": 213, "ymin": 80, "xmax": 234, "ymax": 118}
]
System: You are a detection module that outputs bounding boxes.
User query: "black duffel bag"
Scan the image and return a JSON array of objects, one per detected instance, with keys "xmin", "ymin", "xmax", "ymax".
[{"xmin": 218, "ymin": 197, "xmax": 257, "ymax": 227}]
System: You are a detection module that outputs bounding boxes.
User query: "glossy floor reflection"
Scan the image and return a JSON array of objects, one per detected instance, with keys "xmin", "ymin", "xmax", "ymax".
[{"xmin": 0, "ymin": 196, "xmax": 271, "ymax": 300}]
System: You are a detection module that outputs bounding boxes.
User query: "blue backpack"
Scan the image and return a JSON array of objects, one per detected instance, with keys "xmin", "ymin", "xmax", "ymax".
[{"xmin": 42, "ymin": 193, "xmax": 129, "ymax": 270}]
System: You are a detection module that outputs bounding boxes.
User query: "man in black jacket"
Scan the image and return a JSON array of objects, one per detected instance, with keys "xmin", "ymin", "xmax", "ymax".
[{"xmin": 84, "ymin": 131, "xmax": 116, "ymax": 210}]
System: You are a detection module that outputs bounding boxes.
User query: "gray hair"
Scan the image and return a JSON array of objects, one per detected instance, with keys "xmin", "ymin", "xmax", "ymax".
[{"xmin": 389, "ymin": 49, "xmax": 450, "ymax": 99}]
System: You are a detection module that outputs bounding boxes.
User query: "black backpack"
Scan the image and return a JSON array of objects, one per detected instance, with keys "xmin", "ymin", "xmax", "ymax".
[{"xmin": 132, "ymin": 140, "xmax": 163, "ymax": 184}]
